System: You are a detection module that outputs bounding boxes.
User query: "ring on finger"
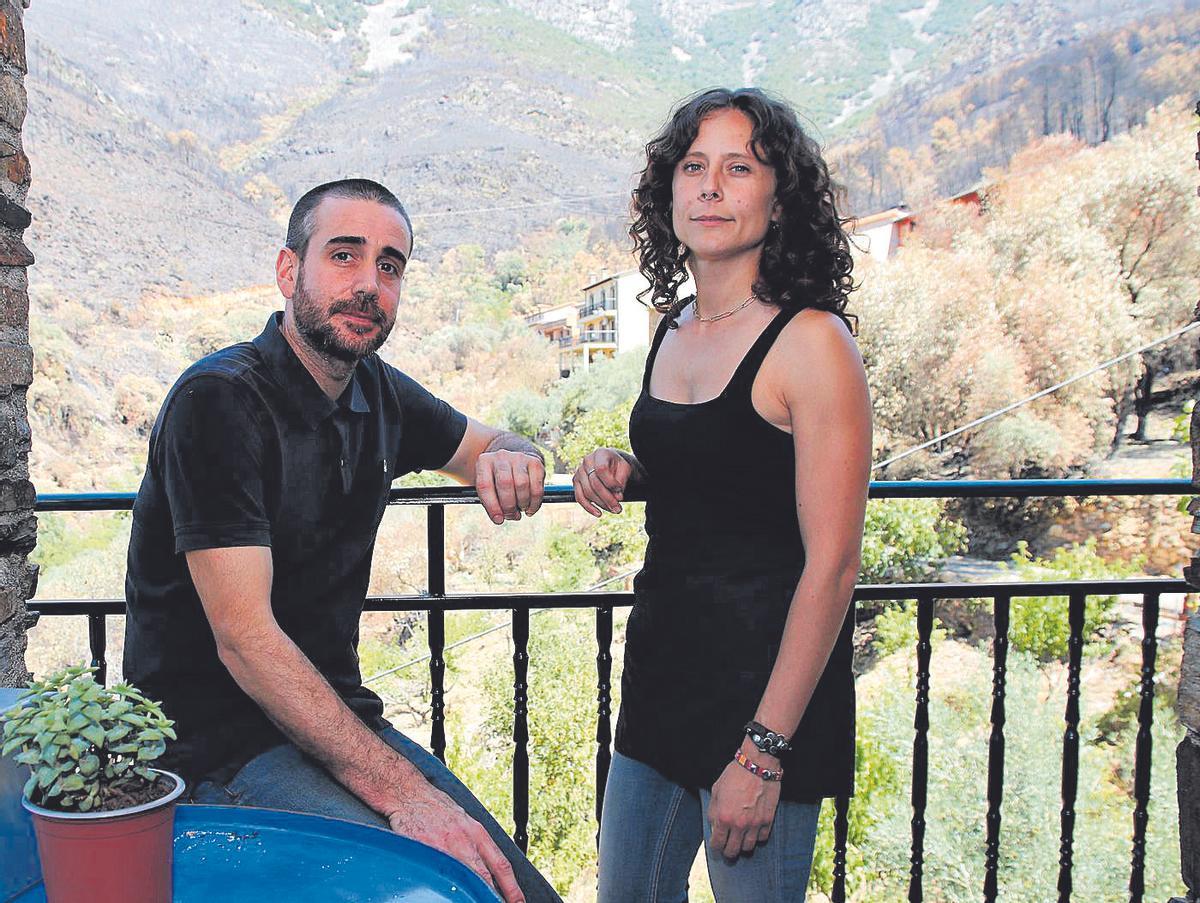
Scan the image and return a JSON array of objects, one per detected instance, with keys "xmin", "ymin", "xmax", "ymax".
[{"xmin": 586, "ymin": 467, "xmax": 597, "ymax": 476}]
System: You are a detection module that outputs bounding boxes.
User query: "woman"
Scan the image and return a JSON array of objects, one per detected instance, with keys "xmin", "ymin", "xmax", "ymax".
[{"xmin": 573, "ymin": 87, "xmax": 871, "ymax": 901}]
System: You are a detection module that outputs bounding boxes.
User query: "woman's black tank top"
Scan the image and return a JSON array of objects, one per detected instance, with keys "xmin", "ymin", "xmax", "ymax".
[{"xmin": 616, "ymin": 306, "xmax": 855, "ymax": 803}]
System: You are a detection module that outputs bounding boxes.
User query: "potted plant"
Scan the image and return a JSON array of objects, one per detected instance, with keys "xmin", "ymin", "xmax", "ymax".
[{"xmin": 1, "ymin": 664, "xmax": 184, "ymax": 903}]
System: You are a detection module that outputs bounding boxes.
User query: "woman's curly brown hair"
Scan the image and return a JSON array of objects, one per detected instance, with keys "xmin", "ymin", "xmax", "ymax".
[{"xmin": 630, "ymin": 87, "xmax": 855, "ymax": 327}]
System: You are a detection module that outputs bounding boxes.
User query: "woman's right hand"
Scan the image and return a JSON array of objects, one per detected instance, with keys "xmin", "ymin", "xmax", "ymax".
[{"xmin": 573, "ymin": 448, "xmax": 633, "ymax": 517}]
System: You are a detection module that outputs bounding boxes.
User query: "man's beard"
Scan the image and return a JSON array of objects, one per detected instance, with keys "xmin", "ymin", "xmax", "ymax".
[{"xmin": 292, "ymin": 271, "xmax": 393, "ymax": 363}]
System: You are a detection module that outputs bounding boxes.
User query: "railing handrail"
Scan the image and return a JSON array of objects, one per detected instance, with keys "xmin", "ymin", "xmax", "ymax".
[
  {"xmin": 33, "ymin": 478, "xmax": 1195, "ymax": 512},
  {"xmin": 26, "ymin": 577, "xmax": 1193, "ymax": 614}
]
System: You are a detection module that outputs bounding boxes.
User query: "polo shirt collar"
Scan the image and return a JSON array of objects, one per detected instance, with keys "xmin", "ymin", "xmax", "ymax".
[
  {"xmin": 253, "ymin": 312, "xmax": 370, "ymax": 428},
  {"xmin": 341, "ymin": 368, "xmax": 370, "ymax": 414}
]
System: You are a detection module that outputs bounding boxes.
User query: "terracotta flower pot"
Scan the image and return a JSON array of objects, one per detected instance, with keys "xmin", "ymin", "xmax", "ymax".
[{"xmin": 21, "ymin": 769, "xmax": 186, "ymax": 903}]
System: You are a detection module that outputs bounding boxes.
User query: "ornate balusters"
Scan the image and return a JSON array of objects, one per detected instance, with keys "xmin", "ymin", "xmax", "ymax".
[
  {"xmin": 512, "ymin": 607, "xmax": 530, "ymax": 853},
  {"xmin": 1057, "ymin": 590, "xmax": 1086, "ymax": 903},
  {"xmin": 833, "ymin": 794, "xmax": 850, "ymax": 903},
  {"xmin": 427, "ymin": 504, "xmax": 446, "ymax": 762},
  {"xmin": 909, "ymin": 594, "xmax": 935, "ymax": 902},
  {"xmin": 595, "ymin": 605, "xmax": 613, "ymax": 843},
  {"xmin": 88, "ymin": 613, "xmax": 106, "ymax": 685},
  {"xmin": 1129, "ymin": 592, "xmax": 1160, "ymax": 902},
  {"xmin": 984, "ymin": 592, "xmax": 1011, "ymax": 902}
]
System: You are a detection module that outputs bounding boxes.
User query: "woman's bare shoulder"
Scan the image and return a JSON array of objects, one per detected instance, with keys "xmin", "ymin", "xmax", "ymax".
[{"xmin": 774, "ymin": 308, "xmax": 862, "ymax": 370}]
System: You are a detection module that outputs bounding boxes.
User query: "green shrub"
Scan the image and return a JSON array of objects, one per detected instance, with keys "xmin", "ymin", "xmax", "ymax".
[
  {"xmin": 1171, "ymin": 400, "xmax": 1193, "ymax": 513},
  {"xmin": 557, "ymin": 401, "xmax": 635, "ymax": 470},
  {"xmin": 586, "ymin": 504, "xmax": 647, "ymax": 573},
  {"xmin": 860, "ymin": 497, "xmax": 968, "ymax": 583},
  {"xmin": 537, "ymin": 524, "xmax": 596, "ymax": 592},
  {"xmin": 32, "ymin": 512, "xmax": 130, "ymax": 575},
  {"xmin": 873, "ymin": 601, "xmax": 948, "ymax": 656},
  {"xmin": 1003, "ymin": 539, "xmax": 1143, "ymax": 660},
  {"xmin": 809, "ymin": 729, "xmax": 903, "ymax": 896},
  {"xmin": 1171, "ymin": 399, "xmax": 1193, "ymax": 443}
]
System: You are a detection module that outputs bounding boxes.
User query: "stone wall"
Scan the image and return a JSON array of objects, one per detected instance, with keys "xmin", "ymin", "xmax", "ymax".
[
  {"xmin": 1180, "ymin": 384, "xmax": 1200, "ymax": 902},
  {"xmin": 1181, "ymin": 614, "xmax": 1199, "ymax": 901},
  {"xmin": 0, "ymin": 0, "xmax": 35, "ymax": 689},
  {"xmin": 1179, "ymin": 394, "xmax": 1200, "ymax": 900}
]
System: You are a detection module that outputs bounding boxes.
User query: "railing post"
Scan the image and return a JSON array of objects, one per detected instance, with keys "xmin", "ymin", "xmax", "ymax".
[
  {"xmin": 427, "ymin": 504, "xmax": 446, "ymax": 763},
  {"xmin": 908, "ymin": 594, "xmax": 934, "ymax": 902},
  {"xmin": 1057, "ymin": 590, "xmax": 1086, "ymax": 903},
  {"xmin": 88, "ymin": 614, "xmax": 107, "ymax": 686},
  {"xmin": 512, "ymin": 607, "xmax": 530, "ymax": 853},
  {"xmin": 594, "ymin": 605, "xmax": 613, "ymax": 846},
  {"xmin": 984, "ymin": 592, "xmax": 1011, "ymax": 903},
  {"xmin": 1129, "ymin": 592, "xmax": 1160, "ymax": 903}
]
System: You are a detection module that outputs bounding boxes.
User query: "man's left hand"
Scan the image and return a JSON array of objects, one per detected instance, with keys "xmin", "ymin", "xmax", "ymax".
[
  {"xmin": 708, "ymin": 746, "xmax": 782, "ymax": 859},
  {"xmin": 476, "ymin": 450, "xmax": 545, "ymax": 524}
]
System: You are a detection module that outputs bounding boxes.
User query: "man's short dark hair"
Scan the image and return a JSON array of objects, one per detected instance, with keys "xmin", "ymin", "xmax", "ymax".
[{"xmin": 285, "ymin": 179, "xmax": 414, "ymax": 260}]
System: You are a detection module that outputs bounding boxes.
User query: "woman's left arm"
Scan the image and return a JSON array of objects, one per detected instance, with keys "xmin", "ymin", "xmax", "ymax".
[{"xmin": 708, "ymin": 312, "xmax": 872, "ymax": 860}]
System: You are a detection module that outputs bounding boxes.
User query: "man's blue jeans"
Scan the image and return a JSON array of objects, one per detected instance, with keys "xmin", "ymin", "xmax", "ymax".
[
  {"xmin": 191, "ymin": 726, "xmax": 561, "ymax": 903},
  {"xmin": 597, "ymin": 752, "xmax": 820, "ymax": 902}
]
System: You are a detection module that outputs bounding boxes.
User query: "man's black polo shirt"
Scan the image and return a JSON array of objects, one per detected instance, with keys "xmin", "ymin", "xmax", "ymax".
[{"xmin": 124, "ymin": 312, "xmax": 467, "ymax": 786}]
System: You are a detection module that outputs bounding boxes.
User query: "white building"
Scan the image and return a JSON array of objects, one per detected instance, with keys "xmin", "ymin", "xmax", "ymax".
[
  {"xmin": 563, "ymin": 269, "xmax": 700, "ymax": 373},
  {"xmin": 525, "ymin": 302, "xmax": 579, "ymax": 378},
  {"xmin": 848, "ymin": 205, "xmax": 917, "ymax": 262},
  {"xmin": 530, "ymin": 268, "xmax": 697, "ymax": 376},
  {"xmin": 849, "ymin": 191, "xmax": 983, "ymax": 263}
]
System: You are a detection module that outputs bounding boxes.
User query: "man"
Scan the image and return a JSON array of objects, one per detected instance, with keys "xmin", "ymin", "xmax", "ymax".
[{"xmin": 124, "ymin": 179, "xmax": 558, "ymax": 903}]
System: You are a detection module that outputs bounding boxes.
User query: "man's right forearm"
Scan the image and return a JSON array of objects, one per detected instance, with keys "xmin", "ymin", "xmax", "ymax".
[{"xmin": 215, "ymin": 622, "xmax": 417, "ymax": 816}]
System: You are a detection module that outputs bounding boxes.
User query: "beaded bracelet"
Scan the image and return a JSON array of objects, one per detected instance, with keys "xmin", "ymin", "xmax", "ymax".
[{"xmin": 733, "ymin": 749, "xmax": 783, "ymax": 782}]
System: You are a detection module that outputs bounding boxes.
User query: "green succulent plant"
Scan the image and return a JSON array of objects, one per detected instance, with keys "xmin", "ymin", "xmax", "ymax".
[{"xmin": 1, "ymin": 665, "xmax": 176, "ymax": 812}]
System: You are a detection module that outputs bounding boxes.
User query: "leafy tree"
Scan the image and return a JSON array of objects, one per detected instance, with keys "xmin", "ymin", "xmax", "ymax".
[
  {"xmin": 872, "ymin": 601, "xmax": 948, "ymax": 657},
  {"xmin": 493, "ymin": 250, "xmax": 530, "ymax": 292},
  {"xmin": 858, "ymin": 100, "xmax": 1198, "ymax": 476}
]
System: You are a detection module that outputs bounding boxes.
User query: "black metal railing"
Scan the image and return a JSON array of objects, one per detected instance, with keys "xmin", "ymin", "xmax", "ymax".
[
  {"xmin": 579, "ymin": 298, "xmax": 616, "ymax": 317},
  {"xmin": 28, "ymin": 478, "xmax": 1195, "ymax": 902}
]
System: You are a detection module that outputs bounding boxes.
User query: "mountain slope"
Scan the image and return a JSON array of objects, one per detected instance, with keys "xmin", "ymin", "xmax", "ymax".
[{"xmin": 18, "ymin": 0, "xmax": 1198, "ymax": 301}]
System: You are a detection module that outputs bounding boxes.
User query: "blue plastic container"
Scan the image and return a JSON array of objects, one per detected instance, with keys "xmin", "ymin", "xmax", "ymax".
[{"xmin": 9, "ymin": 804, "xmax": 500, "ymax": 902}]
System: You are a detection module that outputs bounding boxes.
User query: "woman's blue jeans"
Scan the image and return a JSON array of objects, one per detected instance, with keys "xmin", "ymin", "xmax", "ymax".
[
  {"xmin": 191, "ymin": 726, "xmax": 561, "ymax": 903},
  {"xmin": 597, "ymin": 753, "xmax": 820, "ymax": 903}
]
